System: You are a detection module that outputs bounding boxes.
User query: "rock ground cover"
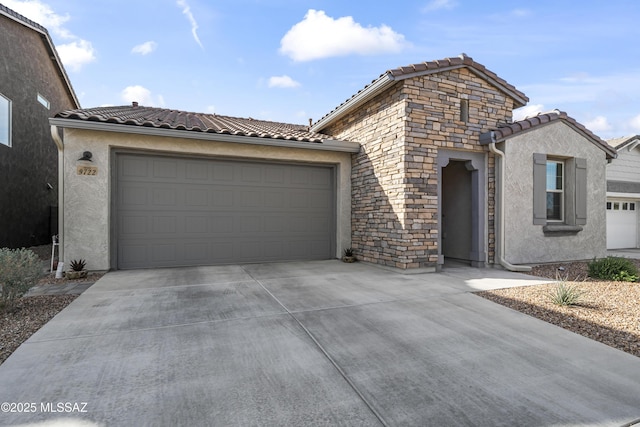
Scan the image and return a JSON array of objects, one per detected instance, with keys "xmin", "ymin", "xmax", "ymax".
[{"xmin": 477, "ymin": 260, "xmax": 640, "ymax": 358}]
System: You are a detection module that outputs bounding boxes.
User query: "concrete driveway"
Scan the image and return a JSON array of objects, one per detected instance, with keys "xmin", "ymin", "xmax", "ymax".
[{"xmin": 1, "ymin": 261, "xmax": 640, "ymax": 426}]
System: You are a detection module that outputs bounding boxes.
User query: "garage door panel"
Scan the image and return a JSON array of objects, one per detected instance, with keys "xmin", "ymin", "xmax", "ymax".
[
  {"xmin": 152, "ymin": 159, "xmax": 178, "ymax": 179},
  {"xmin": 116, "ymin": 154, "xmax": 335, "ymax": 268},
  {"xmin": 120, "ymin": 215, "xmax": 148, "ymax": 234},
  {"xmin": 185, "ymin": 161, "xmax": 208, "ymax": 180},
  {"xmin": 607, "ymin": 200, "xmax": 638, "ymax": 249},
  {"xmin": 121, "ymin": 157, "xmax": 148, "ymax": 178},
  {"xmin": 120, "ymin": 186, "xmax": 147, "ymax": 206}
]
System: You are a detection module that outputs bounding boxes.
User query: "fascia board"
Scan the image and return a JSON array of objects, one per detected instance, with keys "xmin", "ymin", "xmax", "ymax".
[
  {"xmin": 49, "ymin": 118, "xmax": 361, "ymax": 153},
  {"xmin": 310, "ymin": 73, "xmax": 396, "ymax": 132}
]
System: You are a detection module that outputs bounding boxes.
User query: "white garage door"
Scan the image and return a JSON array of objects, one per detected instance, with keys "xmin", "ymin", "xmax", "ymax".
[
  {"xmin": 606, "ymin": 200, "xmax": 638, "ymax": 249},
  {"xmin": 115, "ymin": 153, "xmax": 335, "ymax": 269}
]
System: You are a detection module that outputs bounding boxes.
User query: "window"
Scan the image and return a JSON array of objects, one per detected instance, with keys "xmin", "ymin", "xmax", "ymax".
[
  {"xmin": 460, "ymin": 99, "xmax": 469, "ymax": 122},
  {"xmin": 608, "ymin": 200, "xmax": 636, "ymax": 211},
  {"xmin": 0, "ymin": 93, "xmax": 10, "ymax": 147},
  {"xmin": 533, "ymin": 153, "xmax": 587, "ymax": 231},
  {"xmin": 37, "ymin": 93, "xmax": 50, "ymax": 109},
  {"xmin": 546, "ymin": 160, "xmax": 564, "ymax": 221}
]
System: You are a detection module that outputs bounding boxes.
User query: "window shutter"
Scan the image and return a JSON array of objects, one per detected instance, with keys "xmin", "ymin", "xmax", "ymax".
[
  {"xmin": 575, "ymin": 158, "xmax": 587, "ymax": 225},
  {"xmin": 533, "ymin": 153, "xmax": 547, "ymax": 225}
]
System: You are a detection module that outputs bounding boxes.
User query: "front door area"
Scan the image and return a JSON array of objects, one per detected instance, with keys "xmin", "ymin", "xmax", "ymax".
[{"xmin": 437, "ymin": 150, "xmax": 486, "ymax": 268}]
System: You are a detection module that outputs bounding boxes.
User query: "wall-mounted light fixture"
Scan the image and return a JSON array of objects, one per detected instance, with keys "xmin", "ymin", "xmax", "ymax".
[
  {"xmin": 76, "ymin": 151, "xmax": 98, "ymax": 176},
  {"xmin": 78, "ymin": 151, "xmax": 92, "ymax": 161}
]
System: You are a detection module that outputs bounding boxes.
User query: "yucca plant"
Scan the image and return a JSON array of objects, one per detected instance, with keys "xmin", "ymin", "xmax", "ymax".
[
  {"xmin": 549, "ymin": 282, "xmax": 584, "ymax": 306},
  {"xmin": 69, "ymin": 259, "xmax": 86, "ymax": 272}
]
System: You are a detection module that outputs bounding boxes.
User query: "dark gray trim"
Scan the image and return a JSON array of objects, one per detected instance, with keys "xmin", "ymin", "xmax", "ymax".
[
  {"xmin": 532, "ymin": 153, "xmax": 547, "ymax": 225},
  {"xmin": 575, "ymin": 158, "xmax": 587, "ymax": 225},
  {"xmin": 437, "ymin": 149, "xmax": 486, "ymax": 267},
  {"xmin": 543, "ymin": 224, "xmax": 583, "ymax": 235},
  {"xmin": 607, "ymin": 180, "xmax": 640, "ymax": 194}
]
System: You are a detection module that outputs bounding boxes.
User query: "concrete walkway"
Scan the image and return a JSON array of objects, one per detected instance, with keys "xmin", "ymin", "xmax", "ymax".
[{"xmin": 1, "ymin": 261, "xmax": 639, "ymax": 426}]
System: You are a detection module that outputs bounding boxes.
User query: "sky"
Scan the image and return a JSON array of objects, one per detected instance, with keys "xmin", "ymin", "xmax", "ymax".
[{"xmin": 4, "ymin": 0, "xmax": 640, "ymax": 140}]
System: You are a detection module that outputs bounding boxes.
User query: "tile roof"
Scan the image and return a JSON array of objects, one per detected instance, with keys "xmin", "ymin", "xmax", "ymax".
[
  {"xmin": 480, "ymin": 110, "xmax": 617, "ymax": 159},
  {"xmin": 606, "ymin": 135, "xmax": 639, "ymax": 150},
  {"xmin": 55, "ymin": 105, "xmax": 334, "ymax": 143},
  {"xmin": 312, "ymin": 54, "xmax": 528, "ymax": 132},
  {"xmin": 386, "ymin": 54, "xmax": 526, "ymax": 104},
  {"xmin": 0, "ymin": 3, "xmax": 80, "ymax": 108}
]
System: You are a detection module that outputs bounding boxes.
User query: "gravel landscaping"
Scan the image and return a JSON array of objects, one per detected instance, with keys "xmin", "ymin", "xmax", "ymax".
[
  {"xmin": 0, "ymin": 245, "xmax": 103, "ymax": 366},
  {"xmin": 477, "ymin": 260, "xmax": 640, "ymax": 358}
]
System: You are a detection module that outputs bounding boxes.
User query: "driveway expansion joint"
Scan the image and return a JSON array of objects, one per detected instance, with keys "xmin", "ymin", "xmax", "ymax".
[{"xmin": 242, "ymin": 266, "xmax": 389, "ymax": 427}]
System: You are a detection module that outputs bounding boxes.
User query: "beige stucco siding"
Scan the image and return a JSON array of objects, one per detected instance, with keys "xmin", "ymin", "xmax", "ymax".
[
  {"xmin": 502, "ymin": 121, "xmax": 608, "ymax": 264},
  {"xmin": 61, "ymin": 128, "xmax": 352, "ymax": 270}
]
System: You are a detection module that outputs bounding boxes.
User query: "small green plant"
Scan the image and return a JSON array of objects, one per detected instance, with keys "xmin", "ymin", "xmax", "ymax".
[
  {"xmin": 343, "ymin": 248, "xmax": 354, "ymax": 257},
  {"xmin": 69, "ymin": 259, "xmax": 86, "ymax": 272},
  {"xmin": 0, "ymin": 248, "xmax": 42, "ymax": 311},
  {"xmin": 549, "ymin": 282, "xmax": 584, "ymax": 306},
  {"xmin": 588, "ymin": 256, "xmax": 638, "ymax": 282}
]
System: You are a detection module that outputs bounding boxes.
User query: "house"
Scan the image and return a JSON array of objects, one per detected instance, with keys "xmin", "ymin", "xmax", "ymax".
[
  {"xmin": 49, "ymin": 55, "xmax": 613, "ymax": 271},
  {"xmin": 605, "ymin": 135, "xmax": 640, "ymax": 249},
  {"xmin": 480, "ymin": 111, "xmax": 616, "ymax": 266},
  {"xmin": 0, "ymin": 4, "xmax": 80, "ymax": 248}
]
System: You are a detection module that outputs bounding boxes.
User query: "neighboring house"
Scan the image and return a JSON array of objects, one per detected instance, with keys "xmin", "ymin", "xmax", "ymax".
[
  {"xmin": 0, "ymin": 4, "xmax": 80, "ymax": 248},
  {"xmin": 50, "ymin": 55, "xmax": 613, "ymax": 271},
  {"xmin": 605, "ymin": 135, "xmax": 640, "ymax": 249}
]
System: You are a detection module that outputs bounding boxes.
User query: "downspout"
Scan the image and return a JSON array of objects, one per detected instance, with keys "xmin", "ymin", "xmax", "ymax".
[
  {"xmin": 50, "ymin": 125, "xmax": 64, "ymax": 267},
  {"xmin": 488, "ymin": 139, "xmax": 531, "ymax": 272}
]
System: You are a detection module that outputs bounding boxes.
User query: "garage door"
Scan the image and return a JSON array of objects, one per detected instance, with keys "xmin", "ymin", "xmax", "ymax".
[
  {"xmin": 606, "ymin": 200, "xmax": 638, "ymax": 249},
  {"xmin": 115, "ymin": 153, "xmax": 335, "ymax": 269}
]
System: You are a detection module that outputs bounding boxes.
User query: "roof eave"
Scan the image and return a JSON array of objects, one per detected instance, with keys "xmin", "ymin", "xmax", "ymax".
[
  {"xmin": 0, "ymin": 6, "xmax": 80, "ymax": 108},
  {"xmin": 483, "ymin": 118, "xmax": 617, "ymax": 160},
  {"xmin": 312, "ymin": 63, "xmax": 528, "ymax": 133},
  {"xmin": 49, "ymin": 118, "xmax": 361, "ymax": 153},
  {"xmin": 310, "ymin": 73, "xmax": 396, "ymax": 133}
]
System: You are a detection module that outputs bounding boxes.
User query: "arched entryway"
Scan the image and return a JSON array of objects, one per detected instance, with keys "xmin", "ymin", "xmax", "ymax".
[{"xmin": 437, "ymin": 150, "xmax": 487, "ymax": 268}]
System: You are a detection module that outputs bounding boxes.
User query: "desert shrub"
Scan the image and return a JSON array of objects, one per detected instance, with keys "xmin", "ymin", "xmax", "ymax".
[
  {"xmin": 549, "ymin": 282, "xmax": 584, "ymax": 306},
  {"xmin": 587, "ymin": 257, "xmax": 638, "ymax": 282},
  {"xmin": 0, "ymin": 248, "xmax": 42, "ymax": 311}
]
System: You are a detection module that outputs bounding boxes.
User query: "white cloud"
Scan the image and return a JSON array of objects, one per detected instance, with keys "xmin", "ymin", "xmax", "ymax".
[
  {"xmin": 422, "ymin": 0, "xmax": 457, "ymax": 12},
  {"xmin": 4, "ymin": 0, "xmax": 96, "ymax": 71},
  {"xmin": 121, "ymin": 85, "xmax": 165, "ymax": 107},
  {"xmin": 205, "ymin": 105, "xmax": 216, "ymax": 114},
  {"xmin": 279, "ymin": 9, "xmax": 407, "ymax": 62},
  {"xmin": 3, "ymin": 0, "xmax": 71, "ymax": 38},
  {"xmin": 131, "ymin": 41, "xmax": 158, "ymax": 55},
  {"xmin": 176, "ymin": 0, "xmax": 203, "ymax": 49},
  {"xmin": 513, "ymin": 104, "xmax": 545, "ymax": 121},
  {"xmin": 56, "ymin": 40, "xmax": 96, "ymax": 72},
  {"xmin": 584, "ymin": 116, "xmax": 612, "ymax": 132},
  {"xmin": 510, "ymin": 9, "xmax": 531, "ymax": 17},
  {"xmin": 268, "ymin": 75, "xmax": 301, "ymax": 89},
  {"xmin": 629, "ymin": 114, "xmax": 640, "ymax": 131}
]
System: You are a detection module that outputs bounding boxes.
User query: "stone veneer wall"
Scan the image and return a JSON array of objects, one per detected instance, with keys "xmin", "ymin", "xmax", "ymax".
[{"xmin": 323, "ymin": 68, "xmax": 514, "ymax": 269}]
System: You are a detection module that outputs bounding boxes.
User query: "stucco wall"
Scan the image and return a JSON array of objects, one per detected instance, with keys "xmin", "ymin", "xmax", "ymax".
[
  {"xmin": 60, "ymin": 128, "xmax": 352, "ymax": 270},
  {"xmin": 0, "ymin": 14, "xmax": 77, "ymax": 247},
  {"xmin": 502, "ymin": 122, "xmax": 608, "ymax": 264}
]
